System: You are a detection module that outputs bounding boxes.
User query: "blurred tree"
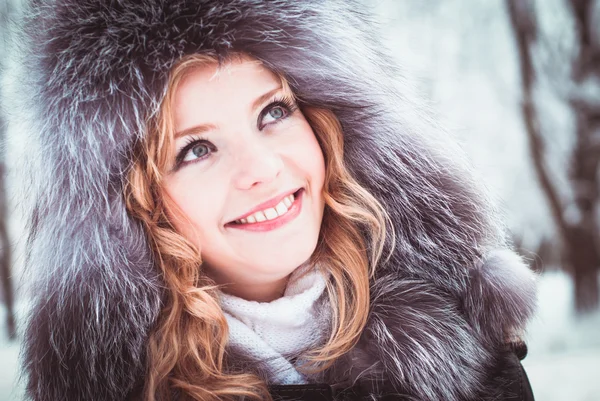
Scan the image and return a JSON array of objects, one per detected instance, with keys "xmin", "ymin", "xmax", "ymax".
[
  {"xmin": 0, "ymin": 0, "xmax": 16, "ymax": 339},
  {"xmin": 507, "ymin": 0, "xmax": 600, "ymax": 313}
]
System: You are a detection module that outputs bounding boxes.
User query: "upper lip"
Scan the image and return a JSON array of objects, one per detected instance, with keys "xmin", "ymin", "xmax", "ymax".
[{"xmin": 228, "ymin": 187, "xmax": 301, "ymax": 223}]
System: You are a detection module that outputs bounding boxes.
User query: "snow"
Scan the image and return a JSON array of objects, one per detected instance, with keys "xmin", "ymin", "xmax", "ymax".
[
  {"xmin": 523, "ymin": 270, "xmax": 600, "ymax": 401},
  {"xmin": 0, "ymin": 303, "xmax": 23, "ymax": 401},
  {"xmin": 0, "ymin": 338, "xmax": 21, "ymax": 401},
  {"xmin": 524, "ymin": 349, "xmax": 600, "ymax": 401}
]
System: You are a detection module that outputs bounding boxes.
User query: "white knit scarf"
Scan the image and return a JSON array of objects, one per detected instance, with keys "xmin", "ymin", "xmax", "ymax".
[{"xmin": 219, "ymin": 264, "xmax": 330, "ymax": 384}]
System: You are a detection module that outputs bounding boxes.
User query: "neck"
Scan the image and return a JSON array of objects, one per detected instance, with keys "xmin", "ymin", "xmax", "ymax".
[{"xmin": 220, "ymin": 275, "xmax": 290, "ymax": 302}]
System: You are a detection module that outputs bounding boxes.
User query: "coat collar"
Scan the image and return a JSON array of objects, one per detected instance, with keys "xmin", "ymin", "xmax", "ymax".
[
  {"xmin": 227, "ymin": 250, "xmax": 537, "ymax": 401},
  {"xmin": 323, "ymin": 249, "xmax": 537, "ymax": 401}
]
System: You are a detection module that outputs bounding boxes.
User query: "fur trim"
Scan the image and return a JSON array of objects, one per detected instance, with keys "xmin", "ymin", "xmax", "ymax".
[
  {"xmin": 465, "ymin": 249, "xmax": 538, "ymax": 344},
  {"xmin": 2, "ymin": 0, "xmax": 537, "ymax": 400},
  {"xmin": 324, "ymin": 250, "xmax": 537, "ymax": 401}
]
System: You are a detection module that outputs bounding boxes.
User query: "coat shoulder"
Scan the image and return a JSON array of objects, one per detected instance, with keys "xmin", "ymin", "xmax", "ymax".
[
  {"xmin": 270, "ymin": 343, "xmax": 535, "ymax": 401},
  {"xmin": 480, "ymin": 342, "xmax": 535, "ymax": 401}
]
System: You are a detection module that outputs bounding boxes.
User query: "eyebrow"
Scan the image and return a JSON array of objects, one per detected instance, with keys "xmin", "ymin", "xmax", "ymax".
[
  {"xmin": 251, "ymin": 85, "xmax": 282, "ymax": 114},
  {"xmin": 173, "ymin": 85, "xmax": 283, "ymax": 139}
]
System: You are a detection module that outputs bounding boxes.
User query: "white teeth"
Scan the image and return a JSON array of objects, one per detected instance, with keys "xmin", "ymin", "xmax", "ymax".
[
  {"xmin": 233, "ymin": 192, "xmax": 297, "ymax": 224},
  {"xmin": 264, "ymin": 207, "xmax": 279, "ymax": 220},
  {"xmin": 275, "ymin": 202, "xmax": 288, "ymax": 216}
]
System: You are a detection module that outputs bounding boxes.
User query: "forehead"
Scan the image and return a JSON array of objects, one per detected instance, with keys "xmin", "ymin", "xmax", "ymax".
[{"xmin": 173, "ymin": 59, "xmax": 281, "ymax": 117}]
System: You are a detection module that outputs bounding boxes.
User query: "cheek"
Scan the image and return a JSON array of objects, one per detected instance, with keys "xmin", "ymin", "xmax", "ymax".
[
  {"xmin": 163, "ymin": 176, "xmax": 224, "ymax": 243},
  {"xmin": 314, "ymin": 141, "xmax": 326, "ymax": 185},
  {"xmin": 303, "ymin": 130, "xmax": 326, "ymax": 190},
  {"xmin": 286, "ymin": 119, "xmax": 325, "ymax": 178}
]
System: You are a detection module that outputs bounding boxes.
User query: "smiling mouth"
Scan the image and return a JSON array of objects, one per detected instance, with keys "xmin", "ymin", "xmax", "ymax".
[{"xmin": 226, "ymin": 188, "xmax": 304, "ymax": 227}]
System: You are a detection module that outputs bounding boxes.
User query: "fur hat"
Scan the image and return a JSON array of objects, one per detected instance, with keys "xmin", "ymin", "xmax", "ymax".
[{"xmin": 3, "ymin": 0, "xmax": 537, "ymax": 400}]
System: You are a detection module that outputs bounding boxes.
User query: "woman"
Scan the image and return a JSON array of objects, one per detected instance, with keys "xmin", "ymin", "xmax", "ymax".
[{"xmin": 6, "ymin": 0, "xmax": 537, "ymax": 400}]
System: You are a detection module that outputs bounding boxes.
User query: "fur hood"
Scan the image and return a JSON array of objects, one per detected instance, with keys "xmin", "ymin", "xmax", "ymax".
[{"xmin": 4, "ymin": 0, "xmax": 537, "ymax": 400}]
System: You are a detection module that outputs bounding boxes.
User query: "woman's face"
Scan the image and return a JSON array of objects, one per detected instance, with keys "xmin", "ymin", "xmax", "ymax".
[{"xmin": 162, "ymin": 58, "xmax": 326, "ymax": 301}]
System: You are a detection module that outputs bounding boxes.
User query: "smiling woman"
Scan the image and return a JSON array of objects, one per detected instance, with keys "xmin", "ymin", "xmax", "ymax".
[
  {"xmin": 124, "ymin": 52, "xmax": 389, "ymax": 399},
  {"xmin": 157, "ymin": 55, "xmax": 327, "ymax": 302},
  {"xmin": 8, "ymin": 1, "xmax": 537, "ymax": 401}
]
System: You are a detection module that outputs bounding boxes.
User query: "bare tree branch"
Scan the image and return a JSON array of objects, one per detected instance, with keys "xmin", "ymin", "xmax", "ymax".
[
  {"xmin": 507, "ymin": 0, "xmax": 600, "ymax": 312},
  {"xmin": 568, "ymin": 0, "xmax": 600, "ymax": 80},
  {"xmin": 506, "ymin": 0, "xmax": 570, "ymax": 244}
]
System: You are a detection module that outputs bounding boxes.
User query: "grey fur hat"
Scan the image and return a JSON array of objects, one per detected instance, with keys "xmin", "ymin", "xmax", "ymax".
[{"xmin": 3, "ymin": 0, "xmax": 537, "ymax": 400}]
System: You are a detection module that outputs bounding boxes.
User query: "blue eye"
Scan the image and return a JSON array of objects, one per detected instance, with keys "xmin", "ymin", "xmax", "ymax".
[
  {"xmin": 262, "ymin": 106, "xmax": 286, "ymax": 124},
  {"xmin": 175, "ymin": 138, "xmax": 216, "ymax": 169},
  {"xmin": 183, "ymin": 142, "xmax": 210, "ymax": 162},
  {"xmin": 258, "ymin": 96, "xmax": 297, "ymax": 129}
]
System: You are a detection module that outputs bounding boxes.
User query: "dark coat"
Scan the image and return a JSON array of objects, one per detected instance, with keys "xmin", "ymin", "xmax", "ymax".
[
  {"xmin": 270, "ymin": 343, "xmax": 535, "ymax": 400},
  {"xmin": 4, "ymin": 1, "xmax": 537, "ymax": 400}
]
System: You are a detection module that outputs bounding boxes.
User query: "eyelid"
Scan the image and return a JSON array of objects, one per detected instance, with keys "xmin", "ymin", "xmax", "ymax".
[
  {"xmin": 173, "ymin": 135, "xmax": 215, "ymax": 170},
  {"xmin": 171, "ymin": 95, "xmax": 296, "ymax": 171},
  {"xmin": 257, "ymin": 94, "xmax": 297, "ymax": 128}
]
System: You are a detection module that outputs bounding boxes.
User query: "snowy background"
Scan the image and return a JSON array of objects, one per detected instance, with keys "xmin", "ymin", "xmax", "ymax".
[{"xmin": 1, "ymin": 0, "xmax": 599, "ymax": 400}]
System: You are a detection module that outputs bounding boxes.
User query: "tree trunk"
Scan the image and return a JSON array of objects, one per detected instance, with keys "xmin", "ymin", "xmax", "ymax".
[
  {"xmin": 0, "ymin": 128, "xmax": 15, "ymax": 340},
  {"xmin": 568, "ymin": 226, "xmax": 600, "ymax": 311},
  {"xmin": 567, "ymin": 0, "xmax": 600, "ymax": 312},
  {"xmin": 0, "ymin": 208, "xmax": 15, "ymax": 340},
  {"xmin": 0, "ymin": 0, "xmax": 16, "ymax": 340},
  {"xmin": 506, "ymin": 0, "xmax": 600, "ymax": 313}
]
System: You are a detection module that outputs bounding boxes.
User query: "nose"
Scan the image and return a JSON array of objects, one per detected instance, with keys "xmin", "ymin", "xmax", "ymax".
[{"xmin": 232, "ymin": 138, "xmax": 284, "ymax": 190}]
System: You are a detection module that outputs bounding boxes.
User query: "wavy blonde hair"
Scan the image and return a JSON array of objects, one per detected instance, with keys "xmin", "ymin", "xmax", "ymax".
[{"xmin": 124, "ymin": 53, "xmax": 394, "ymax": 401}]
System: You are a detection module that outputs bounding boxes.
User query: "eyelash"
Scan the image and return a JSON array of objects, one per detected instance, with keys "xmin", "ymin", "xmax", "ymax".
[
  {"xmin": 257, "ymin": 95, "xmax": 297, "ymax": 130},
  {"xmin": 173, "ymin": 96, "xmax": 298, "ymax": 170}
]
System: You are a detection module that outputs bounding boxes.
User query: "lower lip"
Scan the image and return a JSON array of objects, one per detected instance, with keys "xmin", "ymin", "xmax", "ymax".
[{"xmin": 226, "ymin": 189, "xmax": 304, "ymax": 232}]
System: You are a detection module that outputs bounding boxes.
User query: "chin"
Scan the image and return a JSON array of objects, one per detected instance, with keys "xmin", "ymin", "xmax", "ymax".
[
  {"xmin": 255, "ymin": 260, "xmax": 305, "ymax": 277},
  {"xmin": 251, "ymin": 249, "xmax": 315, "ymax": 277}
]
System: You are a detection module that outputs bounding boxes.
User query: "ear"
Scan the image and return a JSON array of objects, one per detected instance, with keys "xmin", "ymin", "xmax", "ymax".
[{"xmin": 464, "ymin": 249, "xmax": 538, "ymax": 344}]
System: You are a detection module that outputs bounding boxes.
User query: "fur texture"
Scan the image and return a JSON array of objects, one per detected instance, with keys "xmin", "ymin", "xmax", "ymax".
[{"xmin": 3, "ymin": 0, "xmax": 537, "ymax": 400}]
